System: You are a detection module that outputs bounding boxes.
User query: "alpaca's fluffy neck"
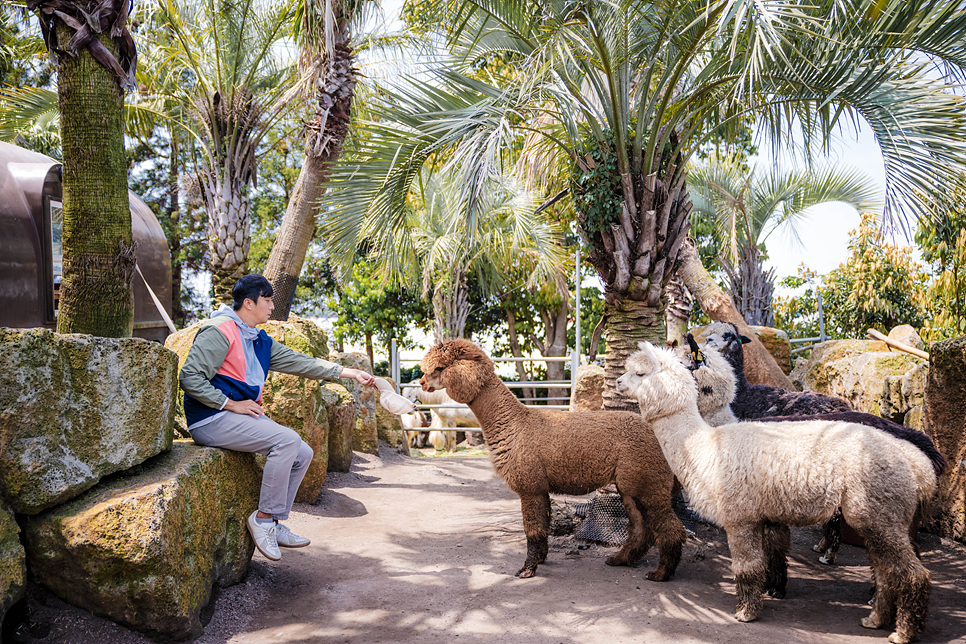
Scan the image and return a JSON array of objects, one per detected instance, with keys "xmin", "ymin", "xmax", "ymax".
[
  {"xmin": 464, "ymin": 372, "xmax": 529, "ymax": 446},
  {"xmin": 725, "ymin": 344, "xmax": 751, "ymax": 394},
  {"xmin": 648, "ymin": 400, "xmax": 712, "ymax": 492}
]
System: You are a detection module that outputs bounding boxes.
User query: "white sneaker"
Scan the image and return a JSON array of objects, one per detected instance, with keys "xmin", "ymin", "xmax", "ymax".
[
  {"xmin": 247, "ymin": 511, "xmax": 281, "ymax": 561},
  {"xmin": 277, "ymin": 523, "xmax": 311, "ymax": 548}
]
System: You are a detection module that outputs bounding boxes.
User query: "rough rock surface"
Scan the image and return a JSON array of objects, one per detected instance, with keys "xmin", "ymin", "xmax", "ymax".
[
  {"xmin": 163, "ymin": 320, "xmax": 205, "ymax": 438},
  {"xmin": 570, "ymin": 364, "xmax": 605, "ymax": 412},
  {"xmin": 923, "ymin": 336, "xmax": 966, "ymax": 544},
  {"xmin": 0, "ymin": 500, "xmax": 26, "ymax": 628},
  {"xmin": 324, "ymin": 383, "xmax": 357, "ymax": 473},
  {"xmin": 883, "ymin": 362, "xmax": 927, "ymax": 427},
  {"xmin": 749, "ymin": 325, "xmax": 792, "ymax": 375},
  {"xmin": 790, "ymin": 337, "xmax": 925, "ymax": 417},
  {"xmin": 374, "ymin": 377, "xmax": 408, "ymax": 451},
  {"xmin": 20, "ymin": 441, "xmax": 260, "ymax": 640},
  {"xmin": 332, "ymin": 352, "xmax": 378, "ymax": 455},
  {"xmin": 0, "ymin": 328, "xmax": 176, "ymax": 514}
]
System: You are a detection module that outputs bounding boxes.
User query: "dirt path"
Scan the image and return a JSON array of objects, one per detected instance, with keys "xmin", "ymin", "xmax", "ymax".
[{"xmin": 17, "ymin": 445, "xmax": 966, "ymax": 643}]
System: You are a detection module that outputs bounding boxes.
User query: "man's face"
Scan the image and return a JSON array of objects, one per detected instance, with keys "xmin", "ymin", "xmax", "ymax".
[{"xmin": 247, "ymin": 295, "xmax": 274, "ymax": 324}]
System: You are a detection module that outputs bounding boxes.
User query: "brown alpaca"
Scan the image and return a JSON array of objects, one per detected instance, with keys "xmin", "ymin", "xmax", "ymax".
[{"xmin": 420, "ymin": 339, "xmax": 687, "ymax": 580}]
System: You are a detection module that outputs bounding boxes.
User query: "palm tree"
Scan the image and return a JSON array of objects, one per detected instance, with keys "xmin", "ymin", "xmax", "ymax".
[
  {"xmin": 320, "ymin": 0, "xmax": 966, "ymax": 410},
  {"xmin": 26, "ymin": 0, "xmax": 138, "ymax": 336},
  {"xmin": 262, "ymin": 0, "xmax": 369, "ymax": 319},
  {"xmin": 688, "ymin": 155, "xmax": 881, "ymax": 327},
  {"xmin": 410, "ymin": 168, "xmax": 568, "ymax": 342},
  {"xmin": 148, "ymin": 0, "xmax": 308, "ymax": 302}
]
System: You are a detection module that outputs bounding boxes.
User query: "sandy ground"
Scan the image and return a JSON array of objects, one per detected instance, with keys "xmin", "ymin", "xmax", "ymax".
[{"xmin": 11, "ymin": 443, "xmax": 966, "ymax": 644}]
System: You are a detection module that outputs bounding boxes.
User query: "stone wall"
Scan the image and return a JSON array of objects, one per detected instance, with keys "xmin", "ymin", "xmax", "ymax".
[
  {"xmin": 21, "ymin": 441, "xmax": 260, "ymax": 640},
  {"xmin": 0, "ymin": 328, "xmax": 177, "ymax": 514}
]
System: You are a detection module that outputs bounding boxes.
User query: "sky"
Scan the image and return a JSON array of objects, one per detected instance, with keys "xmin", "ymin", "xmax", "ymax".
[{"xmin": 760, "ymin": 123, "xmax": 890, "ymax": 283}]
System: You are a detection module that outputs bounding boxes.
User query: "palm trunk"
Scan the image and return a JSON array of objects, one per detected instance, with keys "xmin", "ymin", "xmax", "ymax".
[
  {"xmin": 601, "ymin": 300, "xmax": 667, "ymax": 412},
  {"xmin": 55, "ymin": 26, "xmax": 133, "ymax": 336},
  {"xmin": 577, "ymin": 154, "xmax": 693, "ymax": 412},
  {"xmin": 722, "ymin": 243, "xmax": 776, "ymax": 327},
  {"xmin": 676, "ymin": 241, "xmax": 793, "ymax": 388},
  {"xmin": 202, "ymin": 167, "xmax": 251, "ymax": 304},
  {"xmin": 433, "ymin": 272, "xmax": 469, "ymax": 342},
  {"xmin": 265, "ymin": 37, "xmax": 358, "ymax": 320}
]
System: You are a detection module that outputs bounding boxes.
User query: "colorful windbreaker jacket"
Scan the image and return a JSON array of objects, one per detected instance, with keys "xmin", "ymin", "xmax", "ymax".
[{"xmin": 179, "ymin": 315, "xmax": 343, "ymax": 427}]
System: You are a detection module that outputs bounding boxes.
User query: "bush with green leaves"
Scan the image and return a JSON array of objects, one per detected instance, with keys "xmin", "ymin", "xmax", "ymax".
[
  {"xmin": 819, "ymin": 213, "xmax": 927, "ymax": 339},
  {"xmin": 915, "ymin": 177, "xmax": 966, "ymax": 341}
]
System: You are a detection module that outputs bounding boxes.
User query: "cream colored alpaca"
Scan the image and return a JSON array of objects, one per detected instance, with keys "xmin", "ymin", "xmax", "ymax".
[{"xmin": 617, "ymin": 342, "xmax": 936, "ymax": 644}]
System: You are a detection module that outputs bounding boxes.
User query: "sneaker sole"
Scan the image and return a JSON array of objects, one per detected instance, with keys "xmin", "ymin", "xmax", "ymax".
[
  {"xmin": 247, "ymin": 517, "xmax": 282, "ymax": 561},
  {"xmin": 278, "ymin": 540, "xmax": 311, "ymax": 548}
]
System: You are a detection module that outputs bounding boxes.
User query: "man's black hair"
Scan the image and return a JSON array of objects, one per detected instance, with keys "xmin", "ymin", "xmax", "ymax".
[{"xmin": 232, "ymin": 274, "xmax": 273, "ymax": 311}]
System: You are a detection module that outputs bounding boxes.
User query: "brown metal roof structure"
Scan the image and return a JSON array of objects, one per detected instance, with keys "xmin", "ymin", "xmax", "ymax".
[{"xmin": 0, "ymin": 140, "xmax": 173, "ymax": 341}]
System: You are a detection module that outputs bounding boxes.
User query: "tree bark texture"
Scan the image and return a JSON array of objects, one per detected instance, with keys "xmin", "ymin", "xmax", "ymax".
[
  {"xmin": 55, "ymin": 26, "xmax": 134, "ymax": 337},
  {"xmin": 577, "ymin": 159, "xmax": 693, "ymax": 411},
  {"xmin": 722, "ymin": 243, "xmax": 776, "ymax": 327},
  {"xmin": 676, "ymin": 241, "xmax": 793, "ymax": 389},
  {"xmin": 433, "ymin": 272, "xmax": 469, "ymax": 342},
  {"xmin": 266, "ymin": 35, "xmax": 358, "ymax": 320},
  {"xmin": 601, "ymin": 300, "xmax": 667, "ymax": 412},
  {"xmin": 533, "ymin": 293, "xmax": 570, "ymax": 406},
  {"xmin": 505, "ymin": 310, "xmax": 536, "ymax": 403}
]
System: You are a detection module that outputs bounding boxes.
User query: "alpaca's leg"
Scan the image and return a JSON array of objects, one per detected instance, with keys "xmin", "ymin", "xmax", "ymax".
[
  {"xmin": 861, "ymin": 529, "xmax": 931, "ymax": 644},
  {"xmin": 814, "ymin": 509, "xmax": 843, "ymax": 565},
  {"xmin": 637, "ymin": 495, "xmax": 686, "ymax": 582},
  {"xmin": 726, "ymin": 524, "xmax": 767, "ymax": 622},
  {"xmin": 763, "ymin": 523, "xmax": 790, "ymax": 599},
  {"xmin": 516, "ymin": 492, "xmax": 550, "ymax": 578},
  {"xmin": 606, "ymin": 492, "xmax": 648, "ymax": 567}
]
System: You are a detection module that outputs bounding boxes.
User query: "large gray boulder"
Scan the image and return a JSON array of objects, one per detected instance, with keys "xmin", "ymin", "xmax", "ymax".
[
  {"xmin": 20, "ymin": 441, "xmax": 260, "ymax": 640},
  {"xmin": 0, "ymin": 500, "xmax": 26, "ymax": 629},
  {"xmin": 790, "ymin": 335, "xmax": 926, "ymax": 418},
  {"xmin": 332, "ymin": 352, "xmax": 378, "ymax": 455},
  {"xmin": 0, "ymin": 328, "xmax": 176, "ymax": 514},
  {"xmin": 923, "ymin": 336, "xmax": 966, "ymax": 544}
]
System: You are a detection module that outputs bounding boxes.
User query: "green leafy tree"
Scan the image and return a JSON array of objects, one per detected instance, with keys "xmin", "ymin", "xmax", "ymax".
[
  {"xmin": 915, "ymin": 176, "xmax": 966, "ymax": 340},
  {"xmin": 146, "ymin": 0, "xmax": 307, "ymax": 302},
  {"xmin": 321, "ymin": 0, "xmax": 966, "ymax": 410},
  {"xmin": 326, "ymin": 260, "xmax": 431, "ymax": 369},
  {"xmin": 772, "ymin": 266, "xmax": 823, "ymax": 340},
  {"xmin": 820, "ymin": 212, "xmax": 927, "ymax": 339}
]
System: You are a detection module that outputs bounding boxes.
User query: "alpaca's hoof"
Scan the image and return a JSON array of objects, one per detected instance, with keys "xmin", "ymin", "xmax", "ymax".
[
  {"xmin": 605, "ymin": 555, "xmax": 629, "ymax": 567},
  {"xmin": 516, "ymin": 567, "xmax": 537, "ymax": 578},
  {"xmin": 734, "ymin": 608, "xmax": 759, "ymax": 623},
  {"xmin": 645, "ymin": 569, "xmax": 671, "ymax": 582},
  {"xmin": 765, "ymin": 588, "xmax": 785, "ymax": 599},
  {"xmin": 811, "ymin": 543, "xmax": 823, "ymax": 554},
  {"xmin": 818, "ymin": 553, "xmax": 835, "ymax": 565},
  {"xmin": 861, "ymin": 615, "xmax": 884, "ymax": 630},
  {"xmin": 888, "ymin": 632, "xmax": 913, "ymax": 644}
]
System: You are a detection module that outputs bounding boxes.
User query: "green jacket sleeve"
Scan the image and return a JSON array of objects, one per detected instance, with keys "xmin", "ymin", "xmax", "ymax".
[
  {"xmin": 178, "ymin": 324, "xmax": 231, "ymax": 409},
  {"xmin": 268, "ymin": 339, "xmax": 345, "ymax": 380}
]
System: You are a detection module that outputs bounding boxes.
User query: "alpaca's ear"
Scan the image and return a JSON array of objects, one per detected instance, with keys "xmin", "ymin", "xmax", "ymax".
[
  {"xmin": 640, "ymin": 341, "xmax": 660, "ymax": 369},
  {"xmin": 667, "ymin": 339, "xmax": 679, "ymax": 348},
  {"xmin": 739, "ymin": 335, "xmax": 752, "ymax": 344}
]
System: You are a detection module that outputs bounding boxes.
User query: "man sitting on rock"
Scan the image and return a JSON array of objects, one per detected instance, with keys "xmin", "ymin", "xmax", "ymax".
[{"xmin": 179, "ymin": 274, "xmax": 375, "ymax": 561}]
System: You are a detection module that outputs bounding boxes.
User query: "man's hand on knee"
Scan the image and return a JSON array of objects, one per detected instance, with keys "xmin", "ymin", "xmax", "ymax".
[{"xmin": 225, "ymin": 399, "xmax": 264, "ymax": 417}]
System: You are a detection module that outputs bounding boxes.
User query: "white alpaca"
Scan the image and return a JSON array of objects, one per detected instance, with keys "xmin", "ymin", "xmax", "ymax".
[{"xmin": 617, "ymin": 342, "xmax": 935, "ymax": 644}]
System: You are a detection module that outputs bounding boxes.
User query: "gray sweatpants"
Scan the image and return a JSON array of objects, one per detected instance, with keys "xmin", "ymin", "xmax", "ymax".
[{"xmin": 190, "ymin": 412, "xmax": 313, "ymax": 521}]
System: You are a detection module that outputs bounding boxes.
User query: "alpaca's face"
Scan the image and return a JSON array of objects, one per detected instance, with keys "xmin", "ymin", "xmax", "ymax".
[
  {"xmin": 618, "ymin": 342, "xmax": 699, "ymax": 419},
  {"xmin": 702, "ymin": 323, "xmax": 748, "ymax": 368},
  {"xmin": 682, "ymin": 344, "xmax": 736, "ymax": 419},
  {"xmin": 419, "ymin": 339, "xmax": 493, "ymax": 404}
]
